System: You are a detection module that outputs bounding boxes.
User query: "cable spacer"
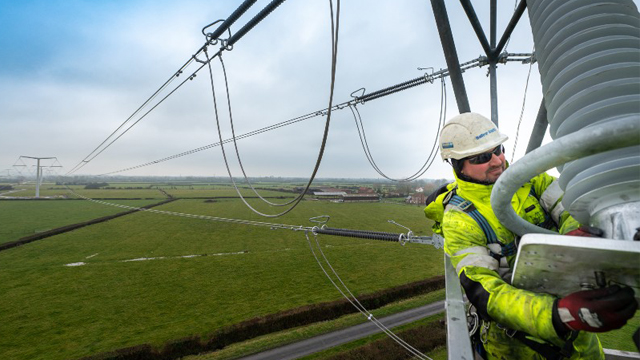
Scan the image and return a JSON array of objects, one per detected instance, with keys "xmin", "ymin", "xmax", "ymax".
[
  {"xmin": 419, "ymin": 66, "xmax": 435, "ymax": 84},
  {"xmin": 350, "ymin": 88, "xmax": 366, "ymax": 105}
]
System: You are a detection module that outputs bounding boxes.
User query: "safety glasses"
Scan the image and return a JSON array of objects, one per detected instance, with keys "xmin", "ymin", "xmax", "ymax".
[{"xmin": 466, "ymin": 145, "xmax": 504, "ymax": 165}]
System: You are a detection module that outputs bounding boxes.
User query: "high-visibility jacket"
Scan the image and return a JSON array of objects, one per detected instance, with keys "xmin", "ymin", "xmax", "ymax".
[{"xmin": 424, "ymin": 172, "xmax": 603, "ymax": 359}]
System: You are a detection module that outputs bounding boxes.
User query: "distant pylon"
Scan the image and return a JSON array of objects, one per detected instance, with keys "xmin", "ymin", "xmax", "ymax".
[{"xmin": 17, "ymin": 156, "xmax": 62, "ymax": 198}]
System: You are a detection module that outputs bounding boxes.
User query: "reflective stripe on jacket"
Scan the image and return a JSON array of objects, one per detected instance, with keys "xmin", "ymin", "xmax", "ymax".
[{"xmin": 425, "ymin": 172, "xmax": 602, "ymax": 359}]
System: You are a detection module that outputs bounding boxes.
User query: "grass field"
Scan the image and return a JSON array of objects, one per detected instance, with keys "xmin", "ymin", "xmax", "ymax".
[
  {"xmin": 187, "ymin": 289, "xmax": 447, "ymax": 360},
  {"xmin": 0, "ymin": 197, "xmax": 441, "ymax": 360},
  {"xmin": 4, "ymin": 182, "xmax": 299, "ymax": 199},
  {"xmin": 1, "ymin": 185, "xmax": 638, "ymax": 360},
  {"xmin": 0, "ymin": 199, "xmax": 159, "ymax": 244}
]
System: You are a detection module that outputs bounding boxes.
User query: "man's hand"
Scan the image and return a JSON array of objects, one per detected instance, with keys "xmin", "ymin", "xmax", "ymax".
[
  {"xmin": 565, "ymin": 225, "xmax": 604, "ymax": 237},
  {"xmin": 553, "ymin": 286, "xmax": 638, "ymax": 333}
]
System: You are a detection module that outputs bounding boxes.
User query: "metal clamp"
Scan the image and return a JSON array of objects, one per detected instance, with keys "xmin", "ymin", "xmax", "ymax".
[
  {"xmin": 220, "ymin": 39, "xmax": 234, "ymax": 51},
  {"xmin": 467, "ymin": 306, "xmax": 480, "ymax": 336},
  {"xmin": 418, "ymin": 66, "xmax": 435, "ymax": 83},
  {"xmin": 480, "ymin": 320, "xmax": 490, "ymax": 344}
]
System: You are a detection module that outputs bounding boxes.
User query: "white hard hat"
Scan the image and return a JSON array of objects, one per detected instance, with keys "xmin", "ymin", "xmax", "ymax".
[{"xmin": 439, "ymin": 112, "xmax": 509, "ymax": 160}]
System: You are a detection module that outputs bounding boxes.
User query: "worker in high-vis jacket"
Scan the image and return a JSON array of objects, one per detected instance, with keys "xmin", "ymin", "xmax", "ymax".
[{"xmin": 424, "ymin": 112, "xmax": 637, "ymax": 359}]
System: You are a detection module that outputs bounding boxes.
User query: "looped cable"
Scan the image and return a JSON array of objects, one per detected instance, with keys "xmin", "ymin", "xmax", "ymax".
[
  {"xmin": 202, "ymin": 19, "xmax": 233, "ymax": 46},
  {"xmin": 349, "ymin": 77, "xmax": 446, "ymax": 182},
  {"xmin": 388, "ymin": 220, "xmax": 412, "ymax": 245},
  {"xmin": 310, "ymin": 215, "xmax": 330, "ymax": 225},
  {"xmin": 203, "ymin": 0, "xmax": 341, "ymax": 218},
  {"xmin": 192, "ymin": 51, "xmax": 208, "ymax": 64},
  {"xmin": 350, "ymin": 87, "xmax": 366, "ymax": 104},
  {"xmin": 202, "ymin": 19, "xmax": 224, "ymax": 37}
]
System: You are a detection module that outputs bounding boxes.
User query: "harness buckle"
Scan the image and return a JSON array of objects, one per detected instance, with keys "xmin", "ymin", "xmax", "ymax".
[
  {"xmin": 480, "ymin": 320, "xmax": 490, "ymax": 344},
  {"xmin": 467, "ymin": 306, "xmax": 480, "ymax": 336}
]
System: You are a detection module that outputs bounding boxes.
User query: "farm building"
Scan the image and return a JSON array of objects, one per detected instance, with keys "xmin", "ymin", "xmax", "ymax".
[
  {"xmin": 313, "ymin": 191, "xmax": 347, "ymax": 200},
  {"xmin": 407, "ymin": 192, "xmax": 426, "ymax": 205},
  {"xmin": 342, "ymin": 194, "xmax": 380, "ymax": 202}
]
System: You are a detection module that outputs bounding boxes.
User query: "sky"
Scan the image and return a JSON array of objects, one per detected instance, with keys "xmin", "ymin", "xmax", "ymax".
[{"xmin": 2, "ymin": 0, "xmax": 624, "ymax": 181}]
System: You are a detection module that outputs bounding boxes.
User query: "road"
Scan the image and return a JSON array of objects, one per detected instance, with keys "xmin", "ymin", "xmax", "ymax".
[{"xmin": 238, "ymin": 300, "xmax": 445, "ymax": 360}]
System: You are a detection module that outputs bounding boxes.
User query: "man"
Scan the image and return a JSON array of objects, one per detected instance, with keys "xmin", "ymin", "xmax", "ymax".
[{"xmin": 424, "ymin": 112, "xmax": 637, "ymax": 359}]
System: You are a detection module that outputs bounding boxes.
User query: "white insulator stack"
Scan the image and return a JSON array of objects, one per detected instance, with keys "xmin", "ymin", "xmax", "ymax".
[{"xmin": 527, "ymin": 0, "xmax": 640, "ymax": 239}]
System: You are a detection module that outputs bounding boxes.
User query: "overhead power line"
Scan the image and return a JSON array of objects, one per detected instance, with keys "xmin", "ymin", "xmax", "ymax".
[
  {"xmin": 207, "ymin": 0, "xmax": 340, "ymax": 218},
  {"xmin": 96, "ymin": 53, "xmax": 531, "ymax": 177},
  {"xmin": 349, "ymin": 78, "xmax": 446, "ymax": 182},
  {"xmin": 66, "ymin": 0, "xmax": 284, "ymax": 176}
]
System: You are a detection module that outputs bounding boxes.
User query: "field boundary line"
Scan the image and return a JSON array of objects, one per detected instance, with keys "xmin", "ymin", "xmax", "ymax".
[
  {"xmin": 80, "ymin": 276, "xmax": 445, "ymax": 360},
  {"xmin": 0, "ymin": 198, "xmax": 176, "ymax": 252}
]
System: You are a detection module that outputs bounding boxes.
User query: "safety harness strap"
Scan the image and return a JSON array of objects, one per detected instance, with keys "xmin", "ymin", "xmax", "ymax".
[
  {"xmin": 450, "ymin": 191, "xmax": 576, "ymax": 360},
  {"xmin": 511, "ymin": 330, "xmax": 578, "ymax": 360},
  {"xmin": 448, "ymin": 194, "xmax": 517, "ymax": 257},
  {"xmin": 529, "ymin": 187, "xmax": 556, "ymax": 230}
]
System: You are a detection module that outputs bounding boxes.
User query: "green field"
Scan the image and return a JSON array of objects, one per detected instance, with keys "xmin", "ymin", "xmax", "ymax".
[
  {"xmin": 0, "ymin": 199, "xmax": 159, "ymax": 244},
  {"xmin": 0, "ymin": 197, "xmax": 442, "ymax": 360},
  {"xmin": 1, "ymin": 183, "xmax": 637, "ymax": 360},
  {"xmin": 3, "ymin": 182, "xmax": 298, "ymax": 199}
]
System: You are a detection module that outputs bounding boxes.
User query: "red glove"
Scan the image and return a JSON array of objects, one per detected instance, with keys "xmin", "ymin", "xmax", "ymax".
[
  {"xmin": 565, "ymin": 225, "xmax": 604, "ymax": 237},
  {"xmin": 553, "ymin": 286, "xmax": 638, "ymax": 333}
]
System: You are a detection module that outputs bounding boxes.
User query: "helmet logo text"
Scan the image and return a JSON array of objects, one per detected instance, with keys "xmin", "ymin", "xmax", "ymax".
[{"xmin": 475, "ymin": 128, "xmax": 496, "ymax": 140}]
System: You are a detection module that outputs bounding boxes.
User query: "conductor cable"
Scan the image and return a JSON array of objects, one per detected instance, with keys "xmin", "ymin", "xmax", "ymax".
[
  {"xmin": 510, "ymin": 46, "xmax": 535, "ymax": 164},
  {"xmin": 350, "ymin": 78, "xmax": 446, "ymax": 182},
  {"xmin": 64, "ymin": 185, "xmax": 304, "ymax": 231},
  {"xmin": 305, "ymin": 231, "xmax": 431, "ymax": 360},
  {"xmin": 207, "ymin": 0, "xmax": 341, "ymax": 218},
  {"xmin": 66, "ymin": 0, "xmax": 282, "ymax": 176},
  {"xmin": 217, "ymin": 54, "xmax": 298, "ymax": 206}
]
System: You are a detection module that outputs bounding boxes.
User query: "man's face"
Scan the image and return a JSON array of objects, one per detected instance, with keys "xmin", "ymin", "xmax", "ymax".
[{"xmin": 461, "ymin": 146, "xmax": 506, "ymax": 184}]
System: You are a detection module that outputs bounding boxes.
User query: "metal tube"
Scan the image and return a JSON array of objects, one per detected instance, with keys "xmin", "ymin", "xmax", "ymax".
[
  {"xmin": 459, "ymin": 0, "xmax": 492, "ymax": 56},
  {"xmin": 489, "ymin": 0, "xmax": 499, "ymax": 126},
  {"xmin": 493, "ymin": 0, "xmax": 527, "ymax": 57},
  {"xmin": 430, "ymin": 0, "xmax": 471, "ymax": 113},
  {"xmin": 444, "ymin": 255, "xmax": 474, "ymax": 360},
  {"xmin": 489, "ymin": 63, "xmax": 498, "ymax": 126},
  {"xmin": 525, "ymin": 100, "xmax": 548, "ymax": 154},
  {"xmin": 36, "ymin": 158, "xmax": 41, "ymax": 199},
  {"xmin": 490, "ymin": 0, "xmax": 497, "ymax": 49},
  {"xmin": 490, "ymin": 117, "xmax": 640, "ymax": 236}
]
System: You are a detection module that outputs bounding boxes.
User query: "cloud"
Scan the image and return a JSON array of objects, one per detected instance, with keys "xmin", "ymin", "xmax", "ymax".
[{"xmin": 0, "ymin": 0, "xmax": 570, "ymax": 180}]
